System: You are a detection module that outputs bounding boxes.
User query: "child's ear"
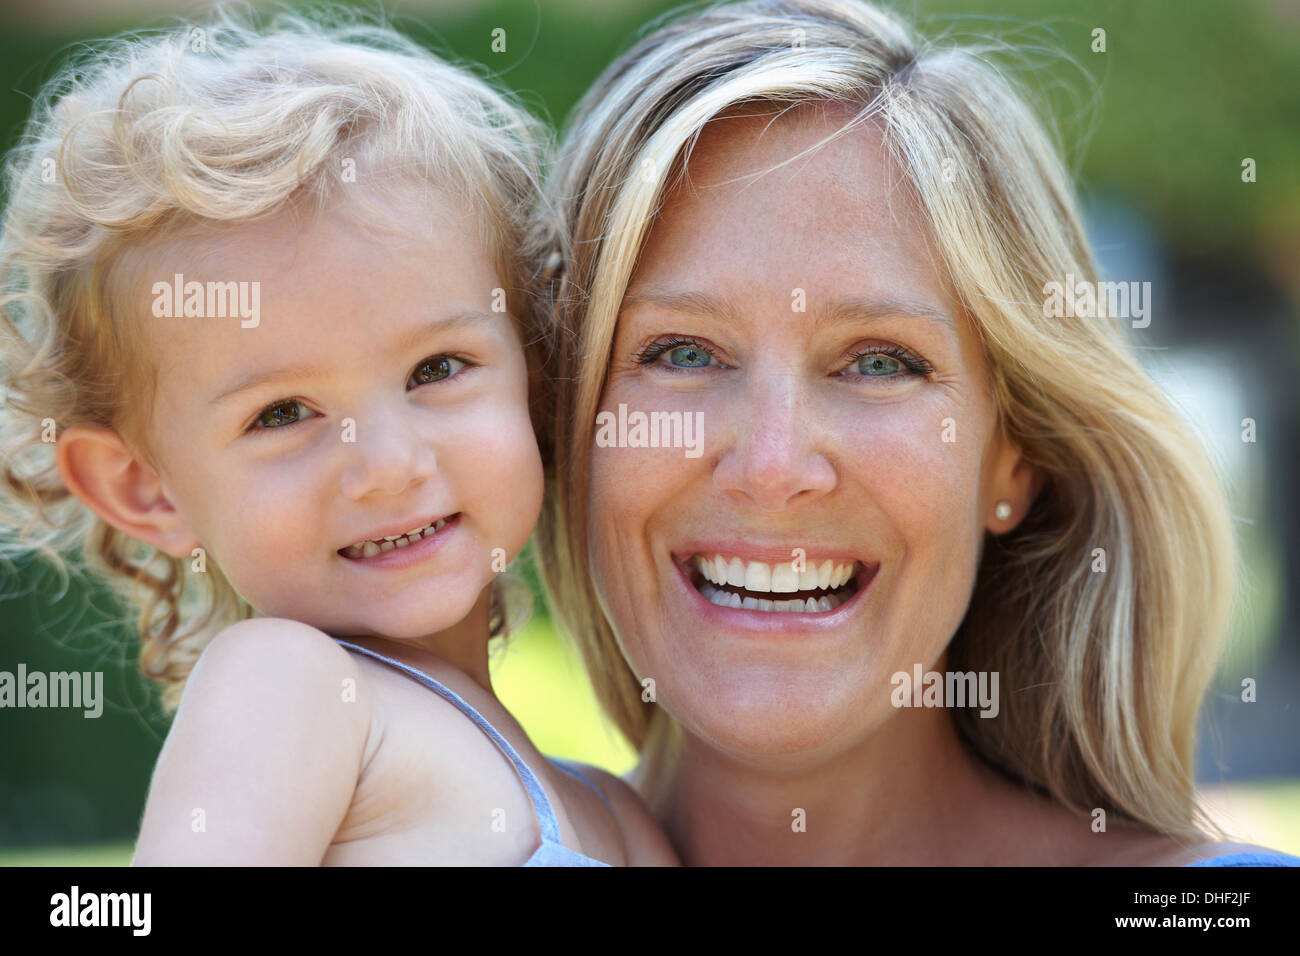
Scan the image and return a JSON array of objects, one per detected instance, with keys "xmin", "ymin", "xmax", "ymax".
[{"xmin": 55, "ymin": 424, "xmax": 199, "ymax": 559}]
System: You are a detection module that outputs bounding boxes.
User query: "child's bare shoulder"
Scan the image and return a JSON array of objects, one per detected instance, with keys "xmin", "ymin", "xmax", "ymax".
[
  {"xmin": 178, "ymin": 618, "xmax": 375, "ymax": 769},
  {"xmin": 188, "ymin": 618, "xmax": 365, "ymax": 707},
  {"xmin": 134, "ymin": 619, "xmax": 372, "ymax": 864},
  {"xmin": 566, "ymin": 762, "xmax": 681, "ymax": 866}
]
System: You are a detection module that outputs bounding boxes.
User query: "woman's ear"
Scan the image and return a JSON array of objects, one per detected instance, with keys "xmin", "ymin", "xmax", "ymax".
[
  {"xmin": 985, "ymin": 427, "xmax": 1047, "ymax": 534},
  {"xmin": 55, "ymin": 424, "xmax": 199, "ymax": 558}
]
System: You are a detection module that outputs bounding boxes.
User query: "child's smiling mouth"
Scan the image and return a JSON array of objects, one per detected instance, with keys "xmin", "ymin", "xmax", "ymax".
[{"xmin": 339, "ymin": 512, "xmax": 459, "ymax": 559}]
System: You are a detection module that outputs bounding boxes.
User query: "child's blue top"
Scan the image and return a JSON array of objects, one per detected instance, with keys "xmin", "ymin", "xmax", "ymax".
[
  {"xmin": 332, "ymin": 638, "xmax": 613, "ymax": 867},
  {"xmin": 1185, "ymin": 850, "xmax": 1300, "ymax": 867}
]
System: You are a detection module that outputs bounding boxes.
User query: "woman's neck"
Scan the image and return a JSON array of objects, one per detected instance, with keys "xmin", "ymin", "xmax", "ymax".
[{"xmin": 632, "ymin": 697, "xmax": 1059, "ymax": 866}]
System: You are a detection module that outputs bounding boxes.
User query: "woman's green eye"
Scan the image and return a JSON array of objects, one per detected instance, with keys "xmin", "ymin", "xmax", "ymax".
[
  {"xmin": 840, "ymin": 346, "xmax": 934, "ymax": 380},
  {"xmin": 667, "ymin": 345, "xmax": 712, "ymax": 368},
  {"xmin": 410, "ymin": 355, "xmax": 466, "ymax": 386},
  {"xmin": 855, "ymin": 353, "xmax": 904, "ymax": 376}
]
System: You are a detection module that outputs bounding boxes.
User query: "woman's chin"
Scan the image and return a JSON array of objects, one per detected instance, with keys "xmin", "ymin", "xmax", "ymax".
[{"xmin": 663, "ymin": 680, "xmax": 883, "ymax": 761}]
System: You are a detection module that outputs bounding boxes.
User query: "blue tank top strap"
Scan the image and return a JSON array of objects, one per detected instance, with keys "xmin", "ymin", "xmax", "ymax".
[{"xmin": 330, "ymin": 638, "xmax": 563, "ymax": 845}]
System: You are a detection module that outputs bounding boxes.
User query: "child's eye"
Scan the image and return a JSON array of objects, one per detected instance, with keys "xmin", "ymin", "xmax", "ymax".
[
  {"xmin": 245, "ymin": 355, "xmax": 473, "ymax": 436},
  {"xmin": 252, "ymin": 399, "xmax": 317, "ymax": 431},
  {"xmin": 408, "ymin": 354, "xmax": 469, "ymax": 387}
]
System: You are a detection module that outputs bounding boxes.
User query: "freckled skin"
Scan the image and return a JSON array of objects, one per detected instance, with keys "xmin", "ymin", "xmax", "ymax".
[
  {"xmin": 594, "ymin": 108, "xmax": 1023, "ymax": 759},
  {"xmin": 589, "ymin": 106, "xmax": 1199, "ymax": 864}
]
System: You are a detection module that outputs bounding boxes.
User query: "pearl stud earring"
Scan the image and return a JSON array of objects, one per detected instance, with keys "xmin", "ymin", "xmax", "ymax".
[{"xmin": 995, "ymin": 501, "xmax": 1012, "ymax": 520}]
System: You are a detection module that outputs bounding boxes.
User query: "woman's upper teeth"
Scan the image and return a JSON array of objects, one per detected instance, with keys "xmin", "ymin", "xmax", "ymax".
[{"xmin": 693, "ymin": 554, "xmax": 857, "ymax": 592}]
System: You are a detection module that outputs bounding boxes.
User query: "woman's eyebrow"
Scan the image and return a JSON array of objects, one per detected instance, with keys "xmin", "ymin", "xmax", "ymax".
[
  {"xmin": 621, "ymin": 288, "xmax": 733, "ymax": 320},
  {"xmin": 208, "ymin": 310, "xmax": 496, "ymax": 405},
  {"xmin": 621, "ymin": 287, "xmax": 953, "ymax": 333},
  {"xmin": 820, "ymin": 296, "xmax": 955, "ymax": 334}
]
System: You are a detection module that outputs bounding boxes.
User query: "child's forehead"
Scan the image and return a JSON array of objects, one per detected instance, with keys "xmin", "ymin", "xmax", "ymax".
[
  {"xmin": 144, "ymin": 181, "xmax": 484, "ymax": 268},
  {"xmin": 122, "ymin": 186, "xmax": 506, "ymax": 355}
]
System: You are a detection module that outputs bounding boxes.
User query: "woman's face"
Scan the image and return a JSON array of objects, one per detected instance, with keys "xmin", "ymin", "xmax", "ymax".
[{"xmin": 588, "ymin": 106, "xmax": 1036, "ymax": 759}]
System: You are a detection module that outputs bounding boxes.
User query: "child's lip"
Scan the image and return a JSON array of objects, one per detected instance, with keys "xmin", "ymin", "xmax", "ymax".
[{"xmin": 338, "ymin": 514, "xmax": 460, "ymax": 567}]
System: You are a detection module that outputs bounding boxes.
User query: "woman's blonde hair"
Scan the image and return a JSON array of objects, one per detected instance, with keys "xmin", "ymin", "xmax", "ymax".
[
  {"xmin": 0, "ymin": 7, "xmax": 548, "ymax": 710},
  {"xmin": 534, "ymin": 0, "xmax": 1235, "ymax": 843}
]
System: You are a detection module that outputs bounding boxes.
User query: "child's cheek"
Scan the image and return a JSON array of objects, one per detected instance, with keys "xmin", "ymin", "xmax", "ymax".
[
  {"xmin": 199, "ymin": 463, "xmax": 326, "ymax": 617},
  {"xmin": 462, "ymin": 402, "xmax": 543, "ymax": 562}
]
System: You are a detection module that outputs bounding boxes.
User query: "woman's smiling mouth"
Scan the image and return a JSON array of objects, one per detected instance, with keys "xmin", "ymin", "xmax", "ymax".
[
  {"xmin": 692, "ymin": 553, "xmax": 860, "ymax": 611},
  {"xmin": 674, "ymin": 549, "xmax": 879, "ymax": 624}
]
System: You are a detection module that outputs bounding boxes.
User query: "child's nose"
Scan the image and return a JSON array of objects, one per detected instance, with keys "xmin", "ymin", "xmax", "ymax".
[{"xmin": 338, "ymin": 414, "xmax": 438, "ymax": 500}]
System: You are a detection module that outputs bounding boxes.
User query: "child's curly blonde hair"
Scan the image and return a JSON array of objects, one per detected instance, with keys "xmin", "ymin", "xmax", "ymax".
[{"xmin": 0, "ymin": 7, "xmax": 549, "ymax": 709}]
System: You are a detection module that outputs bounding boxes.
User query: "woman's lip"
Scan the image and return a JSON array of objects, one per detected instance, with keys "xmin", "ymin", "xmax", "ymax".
[
  {"xmin": 671, "ymin": 553, "xmax": 878, "ymax": 633},
  {"xmin": 671, "ymin": 543, "xmax": 867, "ymax": 565},
  {"xmin": 339, "ymin": 514, "xmax": 460, "ymax": 570}
]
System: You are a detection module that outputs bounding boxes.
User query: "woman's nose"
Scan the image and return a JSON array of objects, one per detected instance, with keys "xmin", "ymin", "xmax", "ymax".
[
  {"xmin": 339, "ymin": 411, "xmax": 438, "ymax": 500},
  {"xmin": 711, "ymin": 371, "xmax": 837, "ymax": 511}
]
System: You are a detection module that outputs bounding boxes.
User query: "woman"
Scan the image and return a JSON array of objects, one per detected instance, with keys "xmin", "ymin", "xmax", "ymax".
[{"xmin": 531, "ymin": 0, "xmax": 1297, "ymax": 865}]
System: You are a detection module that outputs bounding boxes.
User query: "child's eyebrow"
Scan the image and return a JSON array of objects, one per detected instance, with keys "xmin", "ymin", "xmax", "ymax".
[{"xmin": 209, "ymin": 310, "xmax": 499, "ymax": 405}]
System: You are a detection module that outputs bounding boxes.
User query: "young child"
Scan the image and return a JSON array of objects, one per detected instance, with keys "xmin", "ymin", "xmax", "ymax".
[{"xmin": 0, "ymin": 11, "xmax": 677, "ymax": 866}]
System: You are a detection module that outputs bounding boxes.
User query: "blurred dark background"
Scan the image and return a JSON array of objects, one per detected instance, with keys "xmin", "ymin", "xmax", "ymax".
[{"xmin": 1, "ymin": 0, "xmax": 1297, "ymax": 861}]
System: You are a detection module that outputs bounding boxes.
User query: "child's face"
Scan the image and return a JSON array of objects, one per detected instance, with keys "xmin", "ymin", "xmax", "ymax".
[{"xmin": 132, "ymin": 182, "xmax": 542, "ymax": 641}]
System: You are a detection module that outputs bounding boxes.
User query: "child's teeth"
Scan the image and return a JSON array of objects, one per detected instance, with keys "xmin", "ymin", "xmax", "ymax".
[{"xmin": 345, "ymin": 515, "xmax": 456, "ymax": 556}]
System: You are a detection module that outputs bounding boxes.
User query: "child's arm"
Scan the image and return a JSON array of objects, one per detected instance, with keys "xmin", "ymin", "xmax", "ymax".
[
  {"xmin": 573, "ymin": 765, "xmax": 682, "ymax": 866},
  {"xmin": 131, "ymin": 618, "xmax": 371, "ymax": 865}
]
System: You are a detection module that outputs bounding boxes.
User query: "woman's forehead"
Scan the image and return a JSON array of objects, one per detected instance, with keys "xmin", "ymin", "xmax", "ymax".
[{"xmin": 632, "ymin": 107, "xmax": 946, "ymax": 311}]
